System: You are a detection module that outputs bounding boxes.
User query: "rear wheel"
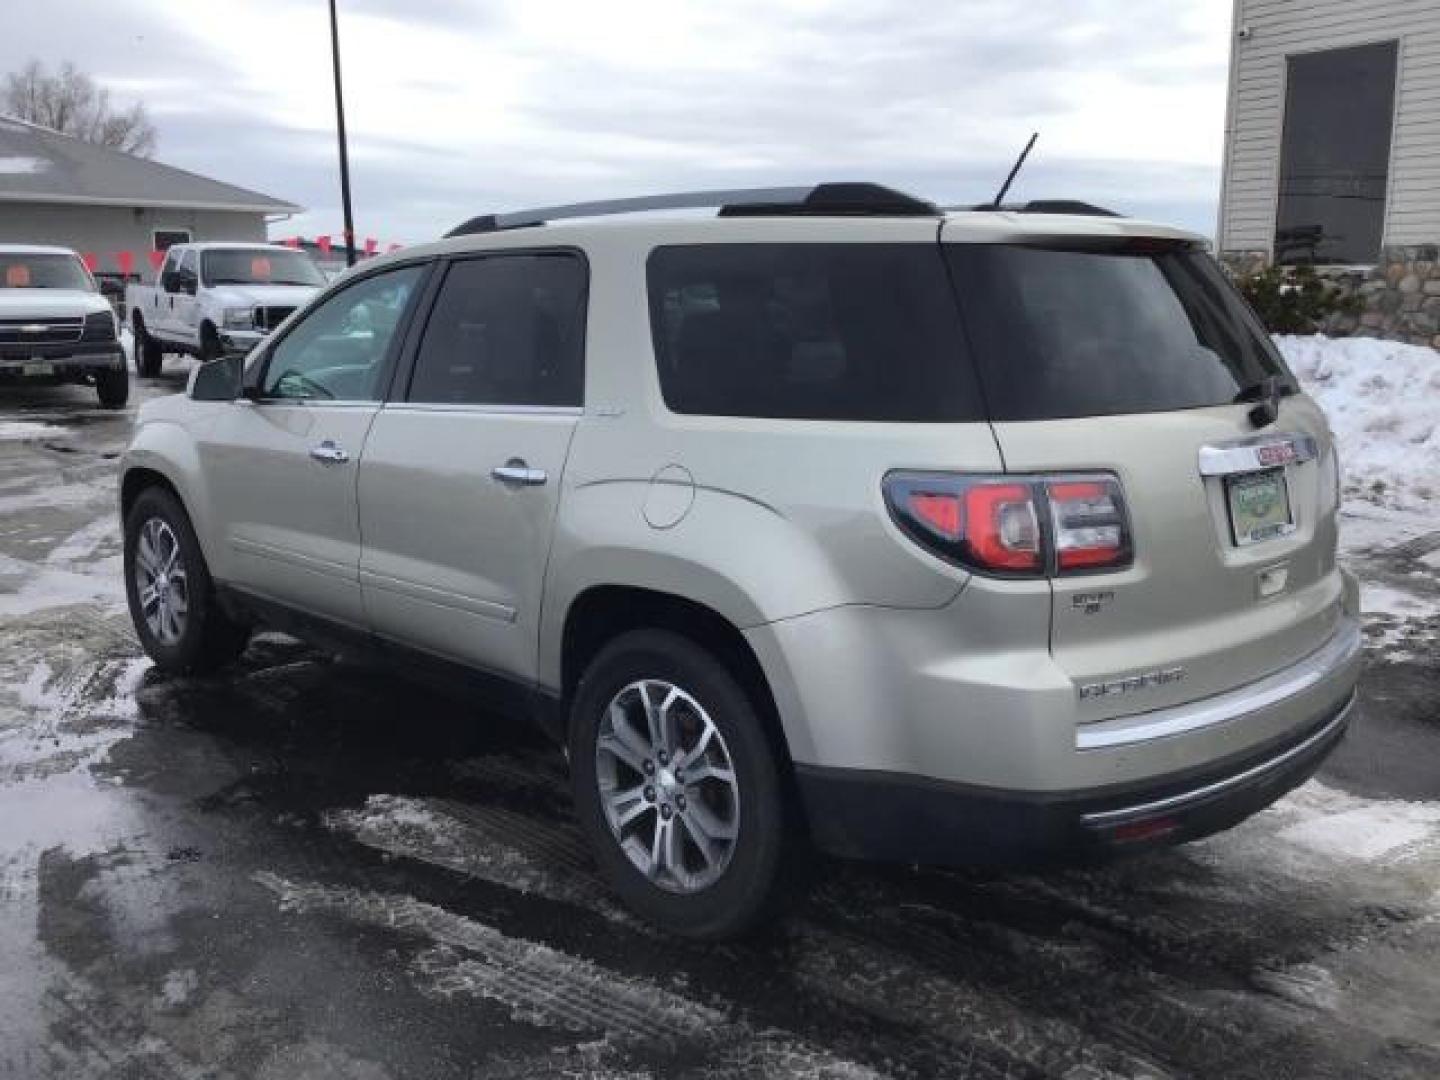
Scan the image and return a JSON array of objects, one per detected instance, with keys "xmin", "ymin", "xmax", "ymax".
[
  {"xmin": 124, "ymin": 487, "xmax": 250, "ymax": 673},
  {"xmin": 95, "ymin": 367, "xmax": 129, "ymax": 409},
  {"xmin": 132, "ymin": 312, "xmax": 163, "ymax": 377},
  {"xmin": 568, "ymin": 629, "xmax": 789, "ymax": 938}
]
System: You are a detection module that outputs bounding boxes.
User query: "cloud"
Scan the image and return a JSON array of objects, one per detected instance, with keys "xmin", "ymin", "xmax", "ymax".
[{"xmin": 0, "ymin": 0, "xmax": 1230, "ymax": 242}]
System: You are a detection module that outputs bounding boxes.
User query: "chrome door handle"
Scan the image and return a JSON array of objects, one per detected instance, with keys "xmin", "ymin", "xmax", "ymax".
[
  {"xmin": 309, "ymin": 440, "xmax": 349, "ymax": 464},
  {"xmin": 492, "ymin": 459, "xmax": 547, "ymax": 486}
]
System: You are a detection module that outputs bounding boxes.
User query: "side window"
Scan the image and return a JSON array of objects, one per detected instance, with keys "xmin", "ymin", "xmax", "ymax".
[
  {"xmin": 407, "ymin": 253, "xmax": 586, "ymax": 407},
  {"xmin": 262, "ymin": 264, "xmax": 425, "ymax": 402},
  {"xmin": 177, "ymin": 250, "xmax": 198, "ymax": 290}
]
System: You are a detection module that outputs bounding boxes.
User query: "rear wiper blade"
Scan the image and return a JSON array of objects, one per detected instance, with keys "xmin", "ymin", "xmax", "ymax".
[
  {"xmin": 1234, "ymin": 375, "xmax": 1295, "ymax": 428},
  {"xmin": 1232, "ymin": 375, "xmax": 1296, "ymax": 403}
]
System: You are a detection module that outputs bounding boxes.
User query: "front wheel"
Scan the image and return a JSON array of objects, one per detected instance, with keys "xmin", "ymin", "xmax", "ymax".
[
  {"xmin": 198, "ymin": 324, "xmax": 222, "ymax": 365},
  {"xmin": 568, "ymin": 629, "xmax": 789, "ymax": 939},
  {"xmin": 95, "ymin": 367, "xmax": 129, "ymax": 408},
  {"xmin": 132, "ymin": 313, "xmax": 163, "ymax": 377},
  {"xmin": 124, "ymin": 487, "xmax": 250, "ymax": 673}
]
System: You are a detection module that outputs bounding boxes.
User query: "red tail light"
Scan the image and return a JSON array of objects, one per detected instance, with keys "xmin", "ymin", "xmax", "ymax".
[{"xmin": 884, "ymin": 472, "xmax": 1132, "ymax": 578}]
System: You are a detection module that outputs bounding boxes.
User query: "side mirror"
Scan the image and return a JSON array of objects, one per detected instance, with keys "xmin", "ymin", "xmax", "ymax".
[
  {"xmin": 160, "ymin": 270, "xmax": 179, "ymax": 293},
  {"xmin": 188, "ymin": 355, "xmax": 241, "ymax": 401},
  {"xmin": 240, "ymin": 347, "xmax": 267, "ymax": 399}
]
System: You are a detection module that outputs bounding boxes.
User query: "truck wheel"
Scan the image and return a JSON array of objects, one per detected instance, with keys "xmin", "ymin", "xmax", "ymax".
[
  {"xmin": 132, "ymin": 313, "xmax": 163, "ymax": 377},
  {"xmin": 568, "ymin": 629, "xmax": 790, "ymax": 939},
  {"xmin": 199, "ymin": 324, "xmax": 222, "ymax": 365},
  {"xmin": 95, "ymin": 367, "xmax": 129, "ymax": 409},
  {"xmin": 124, "ymin": 487, "xmax": 251, "ymax": 674}
]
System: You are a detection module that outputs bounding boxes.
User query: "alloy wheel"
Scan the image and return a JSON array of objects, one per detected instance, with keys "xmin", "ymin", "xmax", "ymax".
[
  {"xmin": 594, "ymin": 679, "xmax": 741, "ymax": 894},
  {"xmin": 134, "ymin": 517, "xmax": 188, "ymax": 645}
]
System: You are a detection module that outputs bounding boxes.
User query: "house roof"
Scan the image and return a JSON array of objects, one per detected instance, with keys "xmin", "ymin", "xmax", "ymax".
[{"xmin": 0, "ymin": 115, "xmax": 301, "ymax": 215}]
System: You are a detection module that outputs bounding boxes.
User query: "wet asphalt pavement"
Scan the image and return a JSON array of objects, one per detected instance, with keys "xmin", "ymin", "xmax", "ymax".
[{"xmin": 2, "ymin": 372, "xmax": 1439, "ymax": 1079}]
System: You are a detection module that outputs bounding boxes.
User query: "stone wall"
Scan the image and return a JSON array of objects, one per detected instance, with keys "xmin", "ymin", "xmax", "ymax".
[{"xmin": 1221, "ymin": 245, "xmax": 1440, "ymax": 348}]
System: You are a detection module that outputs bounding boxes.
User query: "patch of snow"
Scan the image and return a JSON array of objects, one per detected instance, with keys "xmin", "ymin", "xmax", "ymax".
[
  {"xmin": 157, "ymin": 967, "xmax": 199, "ymax": 1009},
  {"xmin": 1361, "ymin": 582, "xmax": 1433, "ymax": 617},
  {"xmin": 1278, "ymin": 334, "xmax": 1440, "ymax": 512},
  {"xmin": 1276, "ymin": 782, "xmax": 1440, "ymax": 864},
  {"xmin": 45, "ymin": 516, "xmax": 119, "ymax": 569},
  {"xmin": 0, "ymin": 155, "xmax": 47, "ymax": 174},
  {"xmin": 0, "ymin": 552, "xmax": 126, "ymax": 616},
  {"xmin": 0, "ymin": 421, "xmax": 64, "ymax": 440}
]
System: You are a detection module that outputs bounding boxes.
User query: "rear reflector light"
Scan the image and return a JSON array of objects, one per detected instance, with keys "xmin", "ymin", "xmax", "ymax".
[{"xmin": 884, "ymin": 472, "xmax": 1132, "ymax": 578}]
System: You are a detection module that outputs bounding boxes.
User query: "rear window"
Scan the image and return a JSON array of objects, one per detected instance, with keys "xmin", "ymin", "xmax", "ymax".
[
  {"xmin": 944, "ymin": 244, "xmax": 1294, "ymax": 421},
  {"xmin": 647, "ymin": 244, "xmax": 985, "ymax": 422}
]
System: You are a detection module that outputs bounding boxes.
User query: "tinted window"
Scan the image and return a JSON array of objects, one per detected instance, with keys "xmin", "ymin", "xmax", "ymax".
[
  {"xmin": 1276, "ymin": 41, "xmax": 1397, "ymax": 266},
  {"xmin": 262, "ymin": 264, "xmax": 424, "ymax": 401},
  {"xmin": 945, "ymin": 244, "xmax": 1293, "ymax": 421},
  {"xmin": 408, "ymin": 254, "xmax": 586, "ymax": 407},
  {"xmin": 647, "ymin": 244, "xmax": 984, "ymax": 421}
]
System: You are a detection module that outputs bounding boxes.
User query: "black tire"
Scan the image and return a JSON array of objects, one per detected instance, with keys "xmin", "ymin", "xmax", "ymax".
[
  {"xmin": 568, "ymin": 629, "xmax": 789, "ymax": 939},
  {"xmin": 198, "ymin": 323, "xmax": 222, "ymax": 365},
  {"xmin": 123, "ymin": 487, "xmax": 250, "ymax": 674},
  {"xmin": 132, "ymin": 312, "xmax": 163, "ymax": 377},
  {"xmin": 95, "ymin": 367, "xmax": 129, "ymax": 409}
]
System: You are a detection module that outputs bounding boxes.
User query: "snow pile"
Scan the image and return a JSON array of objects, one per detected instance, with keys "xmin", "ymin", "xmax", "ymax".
[{"xmin": 1277, "ymin": 334, "xmax": 1440, "ymax": 511}]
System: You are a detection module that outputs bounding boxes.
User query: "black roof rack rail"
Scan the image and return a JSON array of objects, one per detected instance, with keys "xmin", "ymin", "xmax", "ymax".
[
  {"xmin": 960, "ymin": 199, "xmax": 1122, "ymax": 218},
  {"xmin": 445, "ymin": 182, "xmax": 939, "ymax": 237}
]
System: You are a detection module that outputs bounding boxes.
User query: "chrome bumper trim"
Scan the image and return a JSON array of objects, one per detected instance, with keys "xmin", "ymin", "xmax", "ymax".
[
  {"xmin": 1076, "ymin": 616, "xmax": 1362, "ymax": 751},
  {"xmin": 1081, "ymin": 696, "xmax": 1353, "ymax": 827}
]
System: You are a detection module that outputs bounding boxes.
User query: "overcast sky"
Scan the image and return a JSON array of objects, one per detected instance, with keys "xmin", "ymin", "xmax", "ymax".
[{"xmin": 2, "ymin": 0, "xmax": 1233, "ymax": 244}]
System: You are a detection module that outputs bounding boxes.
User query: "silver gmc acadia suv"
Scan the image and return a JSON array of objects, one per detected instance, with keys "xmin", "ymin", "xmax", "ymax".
[{"xmin": 119, "ymin": 184, "xmax": 1362, "ymax": 938}]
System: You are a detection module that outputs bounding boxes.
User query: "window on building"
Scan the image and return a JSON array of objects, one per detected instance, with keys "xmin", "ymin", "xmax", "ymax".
[
  {"xmin": 1275, "ymin": 41, "xmax": 1398, "ymax": 266},
  {"xmin": 152, "ymin": 229, "xmax": 192, "ymax": 252}
]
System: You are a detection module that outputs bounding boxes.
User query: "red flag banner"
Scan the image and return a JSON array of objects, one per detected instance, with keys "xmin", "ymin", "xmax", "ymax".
[
  {"xmin": 115, "ymin": 251, "xmax": 135, "ymax": 275},
  {"xmin": 282, "ymin": 236, "xmax": 300, "ymax": 248},
  {"xmin": 364, "ymin": 237, "xmax": 378, "ymax": 256},
  {"xmin": 80, "ymin": 252, "xmax": 98, "ymax": 272},
  {"xmin": 316, "ymin": 235, "xmax": 332, "ymax": 257},
  {"xmin": 147, "ymin": 250, "xmax": 167, "ymax": 272}
]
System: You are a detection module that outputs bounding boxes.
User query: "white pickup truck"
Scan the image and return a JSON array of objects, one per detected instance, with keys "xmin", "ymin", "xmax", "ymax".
[
  {"xmin": 0, "ymin": 245, "xmax": 129, "ymax": 408},
  {"xmin": 126, "ymin": 242, "xmax": 326, "ymax": 376}
]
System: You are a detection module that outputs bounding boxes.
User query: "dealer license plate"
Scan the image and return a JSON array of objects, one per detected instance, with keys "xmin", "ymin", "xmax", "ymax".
[
  {"xmin": 1226, "ymin": 467, "xmax": 1293, "ymax": 546},
  {"xmin": 22, "ymin": 361, "xmax": 53, "ymax": 376}
]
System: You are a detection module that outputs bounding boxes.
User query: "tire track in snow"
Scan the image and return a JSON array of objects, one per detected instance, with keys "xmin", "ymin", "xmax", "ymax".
[{"xmin": 253, "ymin": 872, "xmax": 887, "ymax": 1078}]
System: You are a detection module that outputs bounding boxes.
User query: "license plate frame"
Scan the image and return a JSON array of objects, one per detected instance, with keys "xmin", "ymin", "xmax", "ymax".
[{"xmin": 1225, "ymin": 467, "xmax": 1294, "ymax": 547}]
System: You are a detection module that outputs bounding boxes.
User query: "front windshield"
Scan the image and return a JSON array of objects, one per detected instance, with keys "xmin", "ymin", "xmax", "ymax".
[
  {"xmin": 202, "ymin": 249, "xmax": 326, "ymax": 288},
  {"xmin": 1, "ymin": 253, "xmax": 95, "ymax": 291}
]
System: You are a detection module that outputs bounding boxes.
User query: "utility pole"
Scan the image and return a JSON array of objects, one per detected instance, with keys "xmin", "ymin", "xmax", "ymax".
[{"xmin": 328, "ymin": 0, "xmax": 357, "ymax": 267}]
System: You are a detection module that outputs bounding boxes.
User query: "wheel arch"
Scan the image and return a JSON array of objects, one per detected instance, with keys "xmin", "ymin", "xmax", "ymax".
[{"xmin": 558, "ymin": 584, "xmax": 794, "ymax": 770}]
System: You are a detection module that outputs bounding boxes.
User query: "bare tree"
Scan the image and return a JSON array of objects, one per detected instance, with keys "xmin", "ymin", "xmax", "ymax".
[{"xmin": 3, "ymin": 60, "xmax": 157, "ymax": 157}]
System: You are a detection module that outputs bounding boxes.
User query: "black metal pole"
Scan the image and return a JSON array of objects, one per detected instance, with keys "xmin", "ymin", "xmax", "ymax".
[{"xmin": 328, "ymin": 0, "xmax": 357, "ymax": 268}]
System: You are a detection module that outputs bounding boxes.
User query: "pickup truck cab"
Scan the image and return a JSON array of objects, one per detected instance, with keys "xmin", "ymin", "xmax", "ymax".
[
  {"xmin": 126, "ymin": 242, "xmax": 326, "ymax": 376},
  {"xmin": 0, "ymin": 245, "xmax": 128, "ymax": 408}
]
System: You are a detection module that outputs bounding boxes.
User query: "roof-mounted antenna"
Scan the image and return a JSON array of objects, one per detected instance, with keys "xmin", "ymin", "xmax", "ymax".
[{"xmin": 991, "ymin": 131, "xmax": 1038, "ymax": 208}]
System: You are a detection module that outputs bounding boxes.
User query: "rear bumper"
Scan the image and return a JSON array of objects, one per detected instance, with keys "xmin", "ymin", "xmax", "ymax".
[{"xmin": 797, "ymin": 692, "xmax": 1354, "ymax": 866}]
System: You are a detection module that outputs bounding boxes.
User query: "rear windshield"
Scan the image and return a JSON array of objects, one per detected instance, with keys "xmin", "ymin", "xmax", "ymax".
[
  {"xmin": 647, "ymin": 244, "xmax": 986, "ymax": 421},
  {"xmin": 944, "ymin": 244, "xmax": 1294, "ymax": 421}
]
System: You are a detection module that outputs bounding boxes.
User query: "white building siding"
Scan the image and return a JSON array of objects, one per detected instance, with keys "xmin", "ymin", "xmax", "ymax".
[
  {"xmin": 1220, "ymin": 0, "xmax": 1440, "ymax": 256},
  {"xmin": 0, "ymin": 203, "xmax": 266, "ymax": 281}
]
